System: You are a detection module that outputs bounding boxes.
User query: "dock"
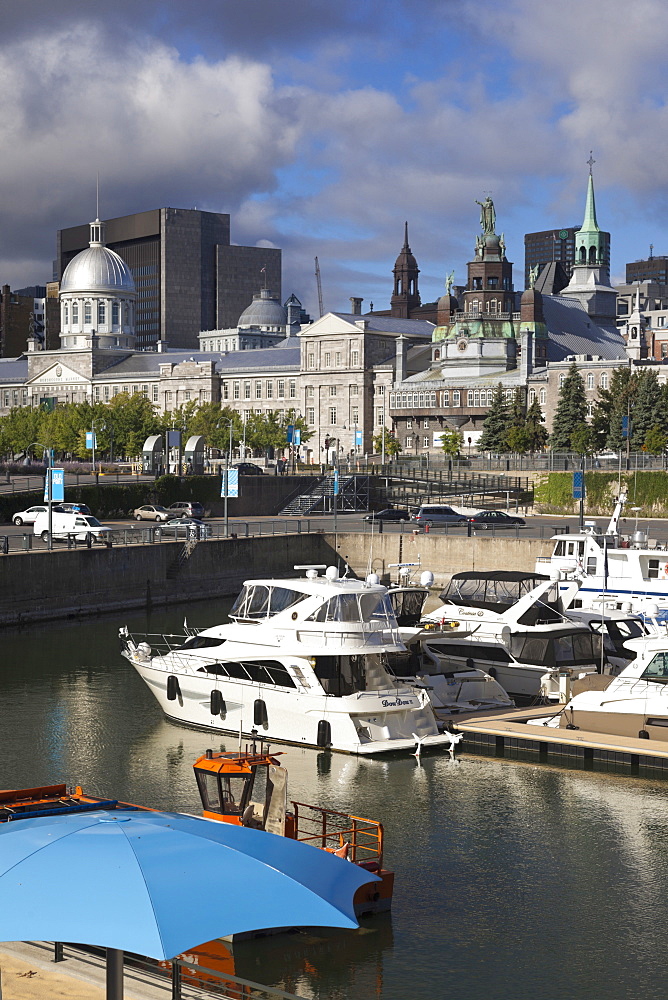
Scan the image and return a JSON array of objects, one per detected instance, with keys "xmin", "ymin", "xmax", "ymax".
[{"xmin": 450, "ymin": 705, "xmax": 668, "ymax": 776}]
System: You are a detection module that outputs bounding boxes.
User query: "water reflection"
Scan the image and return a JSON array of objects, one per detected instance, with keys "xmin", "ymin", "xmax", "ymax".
[{"xmin": 2, "ymin": 599, "xmax": 668, "ymax": 998}]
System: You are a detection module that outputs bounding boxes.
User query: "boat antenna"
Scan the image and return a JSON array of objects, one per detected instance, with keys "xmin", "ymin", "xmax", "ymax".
[{"xmin": 238, "ymin": 717, "xmax": 243, "ymax": 753}]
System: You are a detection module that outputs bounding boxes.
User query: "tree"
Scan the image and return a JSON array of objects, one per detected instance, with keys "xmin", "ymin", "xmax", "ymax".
[
  {"xmin": 550, "ymin": 363, "xmax": 588, "ymax": 450},
  {"xmin": 439, "ymin": 428, "xmax": 463, "ymax": 458},
  {"xmin": 523, "ymin": 398, "xmax": 549, "ymax": 452},
  {"xmin": 478, "ymin": 384, "xmax": 510, "ymax": 452},
  {"xmin": 373, "ymin": 428, "xmax": 401, "ymax": 457},
  {"xmin": 602, "ymin": 368, "xmax": 635, "ymax": 451},
  {"xmin": 631, "ymin": 370, "xmax": 662, "ymax": 450},
  {"xmin": 571, "ymin": 424, "xmax": 596, "ymax": 455},
  {"xmin": 643, "ymin": 425, "xmax": 667, "ymax": 455}
]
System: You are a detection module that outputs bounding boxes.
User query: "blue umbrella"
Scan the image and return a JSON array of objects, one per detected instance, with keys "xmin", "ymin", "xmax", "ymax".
[{"xmin": 0, "ymin": 809, "xmax": 378, "ymax": 997}]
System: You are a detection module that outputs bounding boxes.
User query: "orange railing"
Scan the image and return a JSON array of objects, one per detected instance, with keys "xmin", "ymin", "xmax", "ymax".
[{"xmin": 291, "ymin": 801, "xmax": 384, "ymax": 869}]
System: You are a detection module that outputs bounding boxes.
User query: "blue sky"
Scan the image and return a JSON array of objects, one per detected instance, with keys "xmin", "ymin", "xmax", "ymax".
[{"xmin": 1, "ymin": 0, "xmax": 667, "ymax": 317}]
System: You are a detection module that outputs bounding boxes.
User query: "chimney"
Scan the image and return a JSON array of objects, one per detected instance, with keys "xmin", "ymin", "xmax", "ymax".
[
  {"xmin": 395, "ymin": 335, "xmax": 408, "ymax": 383},
  {"xmin": 349, "ymin": 297, "xmax": 363, "ymax": 315}
]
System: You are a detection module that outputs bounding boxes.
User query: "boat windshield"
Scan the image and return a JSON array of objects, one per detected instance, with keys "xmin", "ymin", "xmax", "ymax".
[
  {"xmin": 195, "ymin": 769, "xmax": 254, "ymax": 817},
  {"xmin": 509, "ymin": 629, "xmax": 601, "ymax": 667},
  {"xmin": 389, "ymin": 589, "xmax": 428, "ymax": 627},
  {"xmin": 230, "ymin": 585, "xmax": 307, "ymax": 620},
  {"xmin": 307, "ymin": 592, "xmax": 397, "ymax": 626},
  {"xmin": 641, "ymin": 652, "xmax": 668, "ymax": 685},
  {"xmin": 312, "ymin": 653, "xmax": 392, "ymax": 695}
]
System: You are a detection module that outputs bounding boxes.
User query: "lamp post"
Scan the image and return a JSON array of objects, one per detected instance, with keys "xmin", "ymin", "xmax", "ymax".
[
  {"xmin": 222, "ymin": 420, "xmax": 234, "ymax": 537},
  {"xmin": 29, "ymin": 442, "xmax": 53, "ymax": 550}
]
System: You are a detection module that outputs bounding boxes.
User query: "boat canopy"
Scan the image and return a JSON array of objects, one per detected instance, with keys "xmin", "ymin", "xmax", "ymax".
[{"xmin": 440, "ymin": 572, "xmax": 550, "ymax": 608}]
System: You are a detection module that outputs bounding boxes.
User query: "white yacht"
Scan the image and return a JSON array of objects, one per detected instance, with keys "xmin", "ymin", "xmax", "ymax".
[
  {"xmin": 119, "ymin": 566, "xmax": 454, "ymax": 755},
  {"xmin": 386, "ymin": 567, "xmax": 514, "ymax": 716},
  {"xmin": 410, "ymin": 571, "xmax": 604, "ymax": 699},
  {"xmin": 536, "ymin": 625, "xmax": 668, "ymax": 741},
  {"xmin": 536, "ymin": 492, "xmax": 668, "ymax": 615}
]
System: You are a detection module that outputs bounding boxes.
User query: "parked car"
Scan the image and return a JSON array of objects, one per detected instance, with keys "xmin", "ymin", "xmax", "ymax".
[
  {"xmin": 13, "ymin": 505, "xmax": 51, "ymax": 526},
  {"xmin": 466, "ymin": 510, "xmax": 526, "ymax": 529},
  {"xmin": 167, "ymin": 501, "xmax": 206, "ymax": 518},
  {"xmin": 159, "ymin": 518, "xmax": 209, "ymax": 539},
  {"xmin": 363, "ymin": 508, "xmax": 411, "ymax": 522},
  {"xmin": 33, "ymin": 511, "xmax": 113, "ymax": 544},
  {"xmin": 232, "ymin": 463, "xmax": 264, "ymax": 476},
  {"xmin": 412, "ymin": 504, "xmax": 468, "ymax": 527},
  {"xmin": 56, "ymin": 502, "xmax": 93, "ymax": 516},
  {"xmin": 132, "ymin": 504, "xmax": 176, "ymax": 522}
]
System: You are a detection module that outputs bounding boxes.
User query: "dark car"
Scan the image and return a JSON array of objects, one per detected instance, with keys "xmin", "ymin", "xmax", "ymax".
[
  {"xmin": 363, "ymin": 508, "xmax": 411, "ymax": 522},
  {"xmin": 167, "ymin": 501, "xmax": 206, "ymax": 519},
  {"xmin": 232, "ymin": 463, "xmax": 264, "ymax": 476},
  {"xmin": 56, "ymin": 502, "xmax": 93, "ymax": 516},
  {"xmin": 467, "ymin": 510, "xmax": 526, "ymax": 529}
]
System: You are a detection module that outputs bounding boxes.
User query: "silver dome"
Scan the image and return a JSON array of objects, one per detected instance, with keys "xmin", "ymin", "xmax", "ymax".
[
  {"xmin": 60, "ymin": 245, "xmax": 136, "ymax": 296},
  {"xmin": 238, "ymin": 288, "xmax": 286, "ymax": 328}
]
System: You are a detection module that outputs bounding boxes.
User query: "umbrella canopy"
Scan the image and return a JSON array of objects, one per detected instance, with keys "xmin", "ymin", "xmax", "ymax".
[{"xmin": 0, "ymin": 809, "xmax": 378, "ymax": 959}]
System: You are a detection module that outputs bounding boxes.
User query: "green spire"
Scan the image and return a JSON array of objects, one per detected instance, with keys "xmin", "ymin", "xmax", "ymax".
[{"xmin": 575, "ymin": 154, "xmax": 605, "ymax": 267}]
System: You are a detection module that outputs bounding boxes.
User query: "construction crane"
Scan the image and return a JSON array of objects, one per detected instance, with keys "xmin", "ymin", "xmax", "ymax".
[{"xmin": 314, "ymin": 256, "xmax": 324, "ymax": 317}]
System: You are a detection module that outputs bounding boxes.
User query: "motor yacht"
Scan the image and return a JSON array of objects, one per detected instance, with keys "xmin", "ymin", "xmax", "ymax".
[
  {"xmin": 409, "ymin": 570, "xmax": 604, "ymax": 699},
  {"xmin": 536, "ymin": 492, "xmax": 668, "ymax": 614},
  {"xmin": 386, "ymin": 565, "xmax": 514, "ymax": 715},
  {"xmin": 119, "ymin": 566, "xmax": 454, "ymax": 755}
]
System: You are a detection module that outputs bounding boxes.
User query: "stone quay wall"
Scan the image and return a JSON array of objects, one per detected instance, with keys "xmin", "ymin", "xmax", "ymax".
[{"xmin": 0, "ymin": 531, "xmax": 553, "ymax": 627}]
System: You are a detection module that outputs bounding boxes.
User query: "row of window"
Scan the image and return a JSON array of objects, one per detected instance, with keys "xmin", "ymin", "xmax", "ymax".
[
  {"xmin": 223, "ymin": 379, "xmax": 297, "ymax": 401},
  {"xmin": 306, "ymin": 349, "xmax": 360, "ymax": 369},
  {"xmin": 405, "ymin": 436, "xmax": 431, "ymax": 448},
  {"xmin": 62, "ymin": 301, "xmax": 129, "ymax": 326}
]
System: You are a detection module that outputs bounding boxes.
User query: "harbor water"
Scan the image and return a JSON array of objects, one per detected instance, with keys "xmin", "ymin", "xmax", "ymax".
[{"xmin": 2, "ymin": 598, "xmax": 668, "ymax": 1000}]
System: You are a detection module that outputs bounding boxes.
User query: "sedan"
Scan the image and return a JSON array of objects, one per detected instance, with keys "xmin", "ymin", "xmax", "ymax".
[
  {"xmin": 132, "ymin": 504, "xmax": 176, "ymax": 522},
  {"xmin": 363, "ymin": 508, "xmax": 411, "ymax": 522},
  {"xmin": 57, "ymin": 502, "xmax": 93, "ymax": 516},
  {"xmin": 233, "ymin": 463, "xmax": 264, "ymax": 476},
  {"xmin": 158, "ymin": 518, "xmax": 209, "ymax": 539},
  {"xmin": 467, "ymin": 510, "xmax": 526, "ymax": 529}
]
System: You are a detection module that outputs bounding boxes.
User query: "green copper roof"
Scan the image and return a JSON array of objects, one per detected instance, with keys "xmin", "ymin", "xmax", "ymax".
[{"xmin": 579, "ymin": 172, "xmax": 600, "ymax": 236}]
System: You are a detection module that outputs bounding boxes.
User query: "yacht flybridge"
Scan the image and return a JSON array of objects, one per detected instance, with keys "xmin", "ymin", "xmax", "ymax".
[
  {"xmin": 120, "ymin": 566, "xmax": 454, "ymax": 755},
  {"xmin": 536, "ymin": 492, "xmax": 668, "ymax": 614}
]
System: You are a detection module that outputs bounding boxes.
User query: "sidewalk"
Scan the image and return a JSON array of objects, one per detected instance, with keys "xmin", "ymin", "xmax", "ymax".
[{"xmin": 0, "ymin": 944, "xmax": 166, "ymax": 1000}]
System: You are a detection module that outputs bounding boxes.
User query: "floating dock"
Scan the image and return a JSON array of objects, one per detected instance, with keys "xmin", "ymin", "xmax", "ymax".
[{"xmin": 450, "ymin": 706, "xmax": 668, "ymax": 777}]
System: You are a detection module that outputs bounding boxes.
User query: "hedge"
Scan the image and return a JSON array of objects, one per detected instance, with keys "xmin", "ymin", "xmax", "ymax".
[{"xmin": 534, "ymin": 471, "xmax": 668, "ymax": 516}]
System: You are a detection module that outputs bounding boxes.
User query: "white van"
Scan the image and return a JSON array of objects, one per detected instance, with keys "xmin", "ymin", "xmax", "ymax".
[{"xmin": 33, "ymin": 511, "xmax": 113, "ymax": 544}]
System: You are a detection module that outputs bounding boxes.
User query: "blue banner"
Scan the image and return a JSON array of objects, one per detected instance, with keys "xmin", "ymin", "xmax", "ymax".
[
  {"xmin": 355, "ymin": 431, "xmax": 363, "ymax": 446},
  {"xmin": 44, "ymin": 468, "xmax": 65, "ymax": 503},
  {"xmin": 221, "ymin": 469, "xmax": 239, "ymax": 498},
  {"xmin": 294, "ymin": 428, "xmax": 301, "ymax": 446},
  {"xmin": 85, "ymin": 431, "xmax": 96, "ymax": 449},
  {"xmin": 333, "ymin": 469, "xmax": 339, "ymax": 495},
  {"xmin": 286, "ymin": 424, "xmax": 294, "ymax": 444},
  {"xmin": 572, "ymin": 470, "xmax": 584, "ymax": 500}
]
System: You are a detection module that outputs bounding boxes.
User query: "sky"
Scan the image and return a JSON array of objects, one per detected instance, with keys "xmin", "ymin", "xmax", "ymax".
[{"xmin": 2, "ymin": 0, "xmax": 668, "ymax": 317}]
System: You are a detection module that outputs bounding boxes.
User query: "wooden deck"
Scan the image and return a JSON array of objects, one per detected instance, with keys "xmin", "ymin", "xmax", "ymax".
[{"xmin": 447, "ymin": 705, "xmax": 668, "ymax": 775}]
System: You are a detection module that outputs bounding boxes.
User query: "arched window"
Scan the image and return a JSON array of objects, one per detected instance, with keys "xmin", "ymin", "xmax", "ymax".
[
  {"xmin": 600, "ymin": 373, "xmax": 608, "ymax": 389},
  {"xmin": 559, "ymin": 374, "xmax": 566, "ymax": 388},
  {"xmin": 579, "ymin": 246, "xmax": 586, "ymax": 263},
  {"xmin": 98, "ymin": 302, "xmax": 106, "ymax": 325},
  {"xmin": 443, "ymin": 391, "xmax": 449, "ymax": 407},
  {"xmin": 467, "ymin": 390, "xmax": 474, "ymax": 406},
  {"xmin": 473, "ymin": 390, "xmax": 480, "ymax": 406},
  {"xmin": 433, "ymin": 349, "xmax": 440, "ymax": 360},
  {"xmin": 589, "ymin": 246, "xmax": 597, "ymax": 264},
  {"xmin": 486, "ymin": 389, "xmax": 493, "ymax": 406},
  {"xmin": 528, "ymin": 388, "xmax": 536, "ymax": 403},
  {"xmin": 540, "ymin": 388, "xmax": 546, "ymax": 405},
  {"xmin": 72, "ymin": 303, "xmax": 79, "ymax": 325},
  {"xmin": 112, "ymin": 302, "xmax": 119, "ymax": 326},
  {"xmin": 84, "ymin": 302, "xmax": 92, "ymax": 324},
  {"xmin": 587, "ymin": 373, "xmax": 594, "ymax": 389},
  {"xmin": 63, "ymin": 304, "xmax": 69, "ymax": 325}
]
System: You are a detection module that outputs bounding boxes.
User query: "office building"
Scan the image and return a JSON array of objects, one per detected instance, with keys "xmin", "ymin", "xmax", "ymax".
[
  {"xmin": 57, "ymin": 208, "xmax": 281, "ymax": 351},
  {"xmin": 626, "ymin": 255, "xmax": 668, "ymax": 285}
]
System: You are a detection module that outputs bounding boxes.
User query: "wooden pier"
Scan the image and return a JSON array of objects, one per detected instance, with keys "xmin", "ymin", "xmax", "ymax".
[{"xmin": 449, "ymin": 705, "xmax": 668, "ymax": 777}]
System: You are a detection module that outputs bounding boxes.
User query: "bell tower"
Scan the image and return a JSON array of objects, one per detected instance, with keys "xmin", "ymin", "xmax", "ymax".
[{"xmin": 390, "ymin": 222, "xmax": 421, "ymax": 318}]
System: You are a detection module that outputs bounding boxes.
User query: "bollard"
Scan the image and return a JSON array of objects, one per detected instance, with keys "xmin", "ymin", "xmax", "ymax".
[
  {"xmin": 424, "ymin": 523, "xmax": 429, "ymax": 533},
  {"xmin": 67, "ymin": 533, "xmax": 74, "ymax": 549},
  {"xmin": 1, "ymin": 536, "xmax": 8, "ymax": 555},
  {"xmin": 22, "ymin": 533, "xmax": 32, "ymax": 550},
  {"xmin": 378, "ymin": 520, "xmax": 384, "ymax": 534},
  {"xmin": 155, "ymin": 527, "xmax": 162, "ymax": 542},
  {"xmin": 54, "ymin": 942, "xmax": 64, "ymax": 963}
]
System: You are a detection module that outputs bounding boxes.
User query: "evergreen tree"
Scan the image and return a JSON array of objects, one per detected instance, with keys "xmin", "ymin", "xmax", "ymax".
[
  {"xmin": 478, "ymin": 383, "xmax": 510, "ymax": 452},
  {"xmin": 550, "ymin": 362, "xmax": 588, "ymax": 450},
  {"xmin": 632, "ymin": 370, "xmax": 662, "ymax": 449},
  {"xmin": 604, "ymin": 368, "xmax": 635, "ymax": 451},
  {"xmin": 523, "ymin": 398, "xmax": 549, "ymax": 452}
]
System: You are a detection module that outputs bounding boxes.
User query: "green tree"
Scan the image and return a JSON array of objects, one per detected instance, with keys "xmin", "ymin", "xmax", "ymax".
[
  {"xmin": 603, "ymin": 368, "xmax": 635, "ymax": 451},
  {"xmin": 631, "ymin": 370, "xmax": 662, "ymax": 449},
  {"xmin": 106, "ymin": 393, "xmax": 161, "ymax": 458},
  {"xmin": 571, "ymin": 424, "xmax": 596, "ymax": 455},
  {"xmin": 550, "ymin": 363, "xmax": 588, "ymax": 450},
  {"xmin": 439, "ymin": 428, "xmax": 463, "ymax": 458},
  {"xmin": 478, "ymin": 383, "xmax": 510, "ymax": 452},
  {"xmin": 373, "ymin": 428, "xmax": 401, "ymax": 457},
  {"xmin": 523, "ymin": 398, "xmax": 549, "ymax": 452},
  {"xmin": 643, "ymin": 425, "xmax": 668, "ymax": 455}
]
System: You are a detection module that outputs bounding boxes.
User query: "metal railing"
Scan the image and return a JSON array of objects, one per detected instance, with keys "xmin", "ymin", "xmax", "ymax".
[{"xmin": 292, "ymin": 801, "xmax": 384, "ymax": 869}]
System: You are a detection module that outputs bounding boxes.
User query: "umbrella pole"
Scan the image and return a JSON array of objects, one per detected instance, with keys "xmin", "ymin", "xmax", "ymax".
[{"xmin": 106, "ymin": 948, "xmax": 124, "ymax": 1000}]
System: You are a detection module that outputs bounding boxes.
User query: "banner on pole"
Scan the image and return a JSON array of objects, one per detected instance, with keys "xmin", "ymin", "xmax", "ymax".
[{"xmin": 221, "ymin": 469, "xmax": 239, "ymax": 498}]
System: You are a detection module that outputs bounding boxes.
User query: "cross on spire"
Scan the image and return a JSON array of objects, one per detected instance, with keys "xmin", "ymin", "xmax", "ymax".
[{"xmin": 587, "ymin": 150, "xmax": 596, "ymax": 174}]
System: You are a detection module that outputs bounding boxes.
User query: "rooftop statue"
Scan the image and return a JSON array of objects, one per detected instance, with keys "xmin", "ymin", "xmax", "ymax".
[
  {"xmin": 445, "ymin": 270, "xmax": 455, "ymax": 294},
  {"xmin": 529, "ymin": 264, "xmax": 539, "ymax": 288},
  {"xmin": 475, "ymin": 195, "xmax": 496, "ymax": 235}
]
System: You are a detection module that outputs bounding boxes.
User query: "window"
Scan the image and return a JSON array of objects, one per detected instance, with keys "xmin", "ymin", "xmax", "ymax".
[
  {"xmin": 600, "ymin": 373, "xmax": 608, "ymax": 389},
  {"xmin": 185, "ymin": 390, "xmax": 191, "ymax": 401},
  {"xmin": 559, "ymin": 374, "xmax": 566, "ymax": 388},
  {"xmin": 166, "ymin": 391, "xmax": 172, "ymax": 404},
  {"xmin": 152, "ymin": 385, "xmax": 158, "ymax": 402},
  {"xmin": 424, "ymin": 418, "xmax": 429, "ymax": 428},
  {"xmin": 407, "ymin": 418, "xmax": 413, "ymax": 429},
  {"xmin": 587, "ymin": 401, "xmax": 594, "ymax": 417},
  {"xmin": 223, "ymin": 383, "xmax": 229, "ymax": 400},
  {"xmin": 307, "ymin": 407, "xmax": 315, "ymax": 424},
  {"xmin": 308, "ymin": 353, "xmax": 315, "ymax": 369},
  {"xmin": 265, "ymin": 381, "xmax": 273, "ymax": 399},
  {"xmin": 351, "ymin": 384, "xmax": 359, "ymax": 396},
  {"xmin": 72, "ymin": 303, "xmax": 79, "ymax": 324},
  {"xmin": 540, "ymin": 388, "xmax": 546, "ymax": 405},
  {"xmin": 529, "ymin": 389, "xmax": 536, "ymax": 403},
  {"xmin": 255, "ymin": 381, "xmax": 262, "ymax": 399},
  {"xmin": 324, "ymin": 352, "xmax": 331, "ymax": 367},
  {"xmin": 94, "ymin": 386, "xmax": 100, "ymax": 400},
  {"xmin": 587, "ymin": 373, "xmax": 595, "ymax": 389},
  {"xmin": 443, "ymin": 391, "xmax": 449, "ymax": 407},
  {"xmin": 487, "ymin": 276, "xmax": 499, "ymax": 288},
  {"xmin": 112, "ymin": 302, "xmax": 119, "ymax": 325},
  {"xmin": 352, "ymin": 351, "xmax": 359, "ymax": 366},
  {"xmin": 351, "ymin": 406, "xmax": 359, "ymax": 423},
  {"xmin": 376, "ymin": 409, "xmax": 384, "ymax": 426},
  {"xmin": 98, "ymin": 302, "xmax": 106, "ymax": 325},
  {"xmin": 307, "ymin": 385, "xmax": 314, "ymax": 396},
  {"xmin": 405, "ymin": 436, "xmax": 413, "ymax": 448},
  {"xmin": 467, "ymin": 390, "xmax": 474, "ymax": 406},
  {"xmin": 84, "ymin": 302, "xmax": 92, "ymax": 324},
  {"xmin": 233, "ymin": 382, "xmax": 240, "ymax": 400},
  {"xmin": 329, "ymin": 407, "xmax": 337, "ymax": 424},
  {"xmin": 423, "ymin": 436, "xmax": 430, "ymax": 447},
  {"xmin": 63, "ymin": 304, "xmax": 69, "ymax": 324},
  {"xmin": 452, "ymin": 391, "xmax": 460, "ymax": 407},
  {"xmin": 330, "ymin": 385, "xmax": 337, "ymax": 396},
  {"xmin": 244, "ymin": 382, "xmax": 251, "ymax": 399},
  {"xmin": 289, "ymin": 380, "xmax": 296, "ymax": 399},
  {"xmin": 142, "ymin": 384, "xmax": 149, "ymax": 398}
]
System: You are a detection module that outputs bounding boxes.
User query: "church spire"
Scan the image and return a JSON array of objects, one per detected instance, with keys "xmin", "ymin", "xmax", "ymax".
[
  {"xmin": 390, "ymin": 221, "xmax": 420, "ymax": 318},
  {"xmin": 575, "ymin": 156, "xmax": 606, "ymax": 270}
]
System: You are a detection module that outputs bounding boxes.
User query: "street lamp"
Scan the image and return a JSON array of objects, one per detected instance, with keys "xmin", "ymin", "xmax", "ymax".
[
  {"xmin": 220, "ymin": 420, "xmax": 235, "ymax": 537},
  {"xmin": 28, "ymin": 442, "xmax": 53, "ymax": 550}
]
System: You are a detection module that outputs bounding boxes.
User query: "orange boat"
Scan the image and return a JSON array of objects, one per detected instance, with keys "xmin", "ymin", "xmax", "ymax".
[{"xmin": 193, "ymin": 744, "xmax": 394, "ymax": 916}]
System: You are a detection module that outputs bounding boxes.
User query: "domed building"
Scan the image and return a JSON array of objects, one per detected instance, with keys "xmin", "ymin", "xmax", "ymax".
[
  {"xmin": 59, "ymin": 219, "xmax": 136, "ymax": 350},
  {"xmin": 199, "ymin": 288, "xmax": 304, "ymax": 352}
]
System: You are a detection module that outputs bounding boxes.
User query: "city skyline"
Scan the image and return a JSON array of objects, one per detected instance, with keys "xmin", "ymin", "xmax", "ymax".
[{"xmin": 1, "ymin": 0, "xmax": 666, "ymax": 319}]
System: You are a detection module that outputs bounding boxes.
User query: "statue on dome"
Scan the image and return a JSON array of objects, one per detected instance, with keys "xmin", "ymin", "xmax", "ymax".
[
  {"xmin": 445, "ymin": 270, "xmax": 455, "ymax": 294},
  {"xmin": 475, "ymin": 195, "xmax": 496, "ymax": 235},
  {"xmin": 529, "ymin": 264, "xmax": 539, "ymax": 288}
]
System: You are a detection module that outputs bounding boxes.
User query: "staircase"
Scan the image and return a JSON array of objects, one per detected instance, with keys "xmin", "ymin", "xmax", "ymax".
[
  {"xmin": 166, "ymin": 537, "xmax": 198, "ymax": 579},
  {"xmin": 279, "ymin": 474, "xmax": 371, "ymax": 515}
]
